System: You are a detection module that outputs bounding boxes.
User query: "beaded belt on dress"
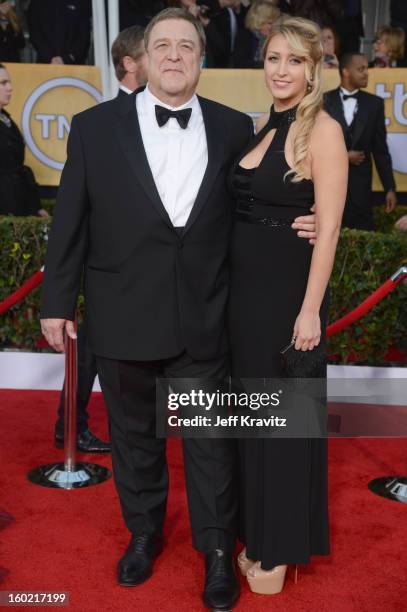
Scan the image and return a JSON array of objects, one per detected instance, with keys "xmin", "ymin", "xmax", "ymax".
[{"xmin": 235, "ymin": 202, "xmax": 295, "ymax": 227}]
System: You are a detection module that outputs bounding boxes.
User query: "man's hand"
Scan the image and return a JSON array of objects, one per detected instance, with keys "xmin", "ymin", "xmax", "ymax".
[
  {"xmin": 292, "ymin": 204, "xmax": 317, "ymax": 245},
  {"xmin": 385, "ymin": 189, "xmax": 397, "ymax": 213},
  {"xmin": 348, "ymin": 150, "xmax": 365, "ymax": 165},
  {"xmin": 40, "ymin": 318, "xmax": 76, "ymax": 352}
]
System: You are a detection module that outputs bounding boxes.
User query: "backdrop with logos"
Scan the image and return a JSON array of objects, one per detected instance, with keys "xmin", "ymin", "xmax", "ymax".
[{"xmin": 4, "ymin": 63, "xmax": 407, "ymax": 190}]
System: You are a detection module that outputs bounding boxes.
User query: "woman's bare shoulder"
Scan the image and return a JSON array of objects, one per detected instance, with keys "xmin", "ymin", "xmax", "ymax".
[
  {"xmin": 312, "ymin": 109, "xmax": 342, "ymax": 135},
  {"xmin": 255, "ymin": 112, "xmax": 269, "ymax": 133}
]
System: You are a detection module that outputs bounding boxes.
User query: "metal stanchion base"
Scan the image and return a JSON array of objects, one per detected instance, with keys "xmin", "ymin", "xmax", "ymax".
[
  {"xmin": 368, "ymin": 476, "xmax": 407, "ymax": 504},
  {"xmin": 27, "ymin": 462, "xmax": 111, "ymax": 489}
]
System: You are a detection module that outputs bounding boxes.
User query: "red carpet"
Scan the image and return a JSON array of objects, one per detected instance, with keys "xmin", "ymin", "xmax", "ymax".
[{"xmin": 0, "ymin": 389, "xmax": 406, "ymax": 611}]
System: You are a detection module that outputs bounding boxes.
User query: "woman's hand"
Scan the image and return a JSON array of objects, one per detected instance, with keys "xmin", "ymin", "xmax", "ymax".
[{"xmin": 292, "ymin": 310, "xmax": 321, "ymax": 351}]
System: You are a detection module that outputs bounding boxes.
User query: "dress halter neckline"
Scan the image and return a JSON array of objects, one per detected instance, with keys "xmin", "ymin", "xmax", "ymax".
[{"xmin": 267, "ymin": 103, "xmax": 299, "ymax": 129}]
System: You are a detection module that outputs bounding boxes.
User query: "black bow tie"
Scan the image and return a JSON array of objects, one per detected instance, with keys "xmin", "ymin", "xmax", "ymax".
[
  {"xmin": 155, "ymin": 105, "xmax": 192, "ymax": 129},
  {"xmin": 342, "ymin": 92, "xmax": 359, "ymax": 101}
]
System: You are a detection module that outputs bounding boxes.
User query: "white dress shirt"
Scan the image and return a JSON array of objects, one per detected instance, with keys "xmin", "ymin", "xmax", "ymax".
[
  {"xmin": 340, "ymin": 87, "xmax": 359, "ymax": 126},
  {"xmin": 119, "ymin": 84, "xmax": 133, "ymax": 95},
  {"xmin": 136, "ymin": 85, "xmax": 208, "ymax": 227}
]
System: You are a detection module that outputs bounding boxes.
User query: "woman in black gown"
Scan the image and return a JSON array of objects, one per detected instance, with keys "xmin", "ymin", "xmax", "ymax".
[{"xmin": 228, "ymin": 16, "xmax": 348, "ymax": 595}]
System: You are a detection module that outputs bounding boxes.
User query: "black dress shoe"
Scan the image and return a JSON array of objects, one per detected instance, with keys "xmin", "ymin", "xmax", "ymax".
[
  {"xmin": 203, "ymin": 549, "xmax": 240, "ymax": 611},
  {"xmin": 117, "ymin": 533, "xmax": 163, "ymax": 586},
  {"xmin": 54, "ymin": 429, "xmax": 111, "ymax": 453}
]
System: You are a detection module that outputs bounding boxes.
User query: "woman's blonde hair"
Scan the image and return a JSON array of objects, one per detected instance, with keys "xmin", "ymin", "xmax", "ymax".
[
  {"xmin": 245, "ymin": 1, "xmax": 281, "ymax": 33},
  {"xmin": 376, "ymin": 25, "xmax": 405, "ymax": 62},
  {"xmin": 262, "ymin": 16, "xmax": 324, "ymax": 182}
]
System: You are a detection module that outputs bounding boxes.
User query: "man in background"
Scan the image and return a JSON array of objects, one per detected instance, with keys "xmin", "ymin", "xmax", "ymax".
[
  {"xmin": 27, "ymin": 0, "xmax": 91, "ymax": 65},
  {"xmin": 111, "ymin": 24, "xmax": 148, "ymax": 96},
  {"xmin": 324, "ymin": 52, "xmax": 397, "ymax": 230}
]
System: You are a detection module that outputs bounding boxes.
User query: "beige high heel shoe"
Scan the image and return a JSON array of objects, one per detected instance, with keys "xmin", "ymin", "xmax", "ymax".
[
  {"xmin": 237, "ymin": 548, "xmax": 256, "ymax": 576},
  {"xmin": 247, "ymin": 563, "xmax": 298, "ymax": 595}
]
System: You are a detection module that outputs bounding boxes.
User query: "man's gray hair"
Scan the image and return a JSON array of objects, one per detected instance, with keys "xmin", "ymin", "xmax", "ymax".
[{"xmin": 144, "ymin": 7, "xmax": 206, "ymax": 55}]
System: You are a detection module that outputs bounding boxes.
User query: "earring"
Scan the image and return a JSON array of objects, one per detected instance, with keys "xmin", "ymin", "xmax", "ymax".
[{"xmin": 307, "ymin": 80, "xmax": 313, "ymax": 92}]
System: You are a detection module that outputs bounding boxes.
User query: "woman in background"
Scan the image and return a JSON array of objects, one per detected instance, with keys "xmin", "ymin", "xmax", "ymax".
[
  {"xmin": 371, "ymin": 25, "xmax": 405, "ymax": 67},
  {"xmin": 0, "ymin": 64, "xmax": 47, "ymax": 217},
  {"xmin": 234, "ymin": 0, "xmax": 281, "ymax": 68},
  {"xmin": 228, "ymin": 16, "xmax": 347, "ymax": 596},
  {"xmin": 0, "ymin": 1, "xmax": 25, "ymax": 62},
  {"xmin": 321, "ymin": 24, "xmax": 339, "ymax": 68}
]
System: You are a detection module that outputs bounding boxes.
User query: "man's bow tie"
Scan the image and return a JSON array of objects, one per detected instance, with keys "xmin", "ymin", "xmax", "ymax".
[
  {"xmin": 155, "ymin": 105, "xmax": 192, "ymax": 129},
  {"xmin": 342, "ymin": 92, "xmax": 359, "ymax": 101}
]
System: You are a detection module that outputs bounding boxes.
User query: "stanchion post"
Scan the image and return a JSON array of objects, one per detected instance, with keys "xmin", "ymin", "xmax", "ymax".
[
  {"xmin": 27, "ymin": 319, "xmax": 112, "ymax": 489},
  {"xmin": 64, "ymin": 320, "xmax": 77, "ymax": 472}
]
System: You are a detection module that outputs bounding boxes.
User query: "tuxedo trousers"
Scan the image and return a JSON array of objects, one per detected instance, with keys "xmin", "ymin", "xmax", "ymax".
[{"xmin": 96, "ymin": 351, "xmax": 238, "ymax": 553}]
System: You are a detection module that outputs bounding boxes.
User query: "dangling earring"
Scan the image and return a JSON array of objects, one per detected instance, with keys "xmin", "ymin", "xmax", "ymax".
[{"xmin": 307, "ymin": 80, "xmax": 313, "ymax": 93}]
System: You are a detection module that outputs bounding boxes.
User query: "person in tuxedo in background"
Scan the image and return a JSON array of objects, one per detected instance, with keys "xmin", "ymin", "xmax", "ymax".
[
  {"xmin": 54, "ymin": 25, "xmax": 149, "ymax": 453},
  {"xmin": 111, "ymin": 25, "xmax": 148, "ymax": 97},
  {"xmin": 167, "ymin": 0, "xmax": 247, "ymax": 67},
  {"xmin": 40, "ymin": 8, "xmax": 316, "ymax": 609},
  {"xmin": 208, "ymin": 0, "xmax": 248, "ymax": 67},
  {"xmin": 119, "ymin": 0, "xmax": 165, "ymax": 29},
  {"xmin": 324, "ymin": 53, "xmax": 397, "ymax": 230},
  {"xmin": 27, "ymin": 0, "xmax": 91, "ymax": 65}
]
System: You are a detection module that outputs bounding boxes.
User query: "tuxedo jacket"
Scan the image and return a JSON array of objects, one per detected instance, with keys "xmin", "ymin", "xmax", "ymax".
[
  {"xmin": 324, "ymin": 88, "xmax": 395, "ymax": 229},
  {"xmin": 41, "ymin": 88, "xmax": 253, "ymax": 361},
  {"xmin": 206, "ymin": 5, "xmax": 248, "ymax": 68},
  {"xmin": 27, "ymin": 0, "xmax": 91, "ymax": 64}
]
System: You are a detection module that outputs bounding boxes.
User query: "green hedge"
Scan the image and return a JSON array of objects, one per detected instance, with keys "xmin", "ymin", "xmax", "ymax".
[{"xmin": 0, "ymin": 210, "xmax": 406, "ymax": 364}]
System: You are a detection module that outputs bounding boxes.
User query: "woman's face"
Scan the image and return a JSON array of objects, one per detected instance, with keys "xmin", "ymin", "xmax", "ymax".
[
  {"xmin": 259, "ymin": 20, "xmax": 274, "ymax": 38},
  {"xmin": 264, "ymin": 34, "xmax": 308, "ymax": 105},
  {"xmin": 373, "ymin": 35, "xmax": 389, "ymax": 56},
  {"xmin": 322, "ymin": 28, "xmax": 335, "ymax": 56},
  {"xmin": 0, "ymin": 68, "xmax": 12, "ymax": 109}
]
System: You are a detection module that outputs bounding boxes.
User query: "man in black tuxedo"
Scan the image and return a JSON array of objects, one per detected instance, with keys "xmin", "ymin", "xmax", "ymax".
[
  {"xmin": 40, "ymin": 7, "xmax": 315, "ymax": 609},
  {"xmin": 54, "ymin": 25, "xmax": 149, "ymax": 453},
  {"xmin": 27, "ymin": 0, "xmax": 91, "ymax": 65},
  {"xmin": 206, "ymin": 0, "xmax": 248, "ymax": 67},
  {"xmin": 324, "ymin": 53, "xmax": 397, "ymax": 230}
]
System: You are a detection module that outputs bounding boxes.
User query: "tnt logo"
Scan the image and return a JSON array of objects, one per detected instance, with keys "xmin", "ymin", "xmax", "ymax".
[
  {"xmin": 376, "ymin": 82, "xmax": 407, "ymax": 174},
  {"xmin": 21, "ymin": 77, "xmax": 102, "ymax": 170}
]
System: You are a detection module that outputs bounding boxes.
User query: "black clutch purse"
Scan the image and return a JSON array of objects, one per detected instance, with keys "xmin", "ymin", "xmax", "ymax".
[{"xmin": 280, "ymin": 339, "xmax": 327, "ymax": 378}]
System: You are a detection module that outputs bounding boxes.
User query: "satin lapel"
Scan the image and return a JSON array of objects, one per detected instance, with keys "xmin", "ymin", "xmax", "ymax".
[
  {"xmin": 351, "ymin": 92, "xmax": 367, "ymax": 147},
  {"xmin": 183, "ymin": 97, "xmax": 225, "ymax": 234},
  {"xmin": 114, "ymin": 91, "xmax": 173, "ymax": 229}
]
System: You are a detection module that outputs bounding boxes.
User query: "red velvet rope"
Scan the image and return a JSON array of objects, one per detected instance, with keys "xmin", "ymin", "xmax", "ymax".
[
  {"xmin": 0, "ymin": 270, "xmax": 44, "ymax": 316},
  {"xmin": 0, "ymin": 269, "xmax": 405, "ymax": 338},
  {"xmin": 326, "ymin": 278, "xmax": 401, "ymax": 337}
]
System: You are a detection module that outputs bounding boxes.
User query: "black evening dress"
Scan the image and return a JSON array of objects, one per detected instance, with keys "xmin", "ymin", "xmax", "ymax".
[{"xmin": 228, "ymin": 105, "xmax": 330, "ymax": 570}]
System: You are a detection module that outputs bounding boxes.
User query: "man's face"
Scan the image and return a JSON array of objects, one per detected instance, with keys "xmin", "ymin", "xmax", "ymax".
[
  {"xmin": 147, "ymin": 18, "xmax": 202, "ymax": 102},
  {"xmin": 344, "ymin": 55, "xmax": 368, "ymax": 90},
  {"xmin": 0, "ymin": 68, "xmax": 12, "ymax": 108}
]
